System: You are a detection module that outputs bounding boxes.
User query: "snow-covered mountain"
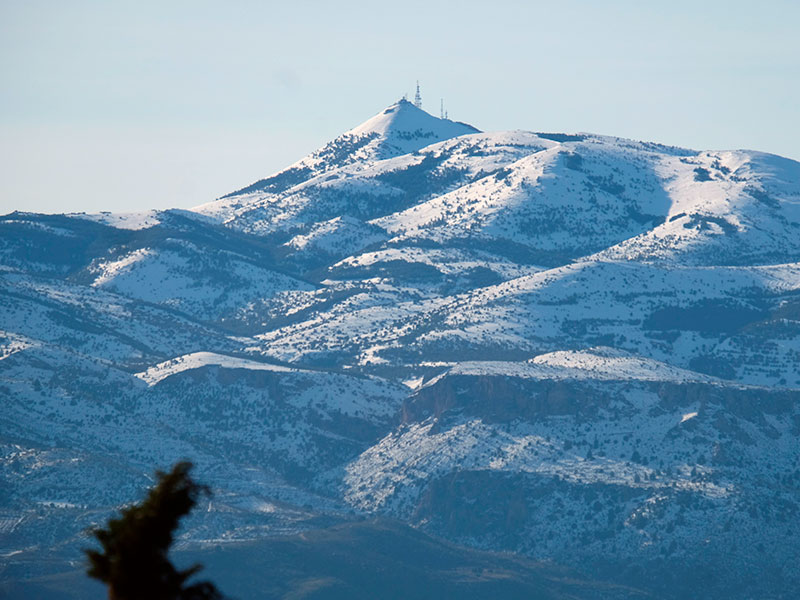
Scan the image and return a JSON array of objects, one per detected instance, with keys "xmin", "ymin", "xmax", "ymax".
[{"xmin": 2, "ymin": 99, "xmax": 799, "ymax": 599}]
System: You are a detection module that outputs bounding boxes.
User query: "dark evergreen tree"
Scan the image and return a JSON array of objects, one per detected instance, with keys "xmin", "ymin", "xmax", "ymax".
[{"xmin": 85, "ymin": 461, "xmax": 223, "ymax": 600}]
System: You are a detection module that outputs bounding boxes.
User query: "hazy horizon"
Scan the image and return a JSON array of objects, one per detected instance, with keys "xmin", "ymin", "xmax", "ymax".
[{"xmin": 2, "ymin": 0, "xmax": 798, "ymax": 214}]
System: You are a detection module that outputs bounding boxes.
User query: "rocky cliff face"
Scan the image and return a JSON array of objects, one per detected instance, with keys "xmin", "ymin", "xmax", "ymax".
[{"xmin": 351, "ymin": 363, "xmax": 799, "ymax": 598}]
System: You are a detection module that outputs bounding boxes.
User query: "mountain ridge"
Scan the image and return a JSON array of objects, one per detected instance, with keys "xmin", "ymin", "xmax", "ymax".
[
  {"xmin": 2, "ymin": 100, "xmax": 799, "ymax": 599},
  {"xmin": 198, "ymin": 98, "xmax": 480, "ymax": 210}
]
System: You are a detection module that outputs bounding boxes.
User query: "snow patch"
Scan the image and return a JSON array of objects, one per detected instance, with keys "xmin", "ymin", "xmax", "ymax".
[{"xmin": 135, "ymin": 352, "xmax": 297, "ymax": 386}]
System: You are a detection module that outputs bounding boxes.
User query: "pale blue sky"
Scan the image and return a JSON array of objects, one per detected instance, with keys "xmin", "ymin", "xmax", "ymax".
[{"xmin": 1, "ymin": 0, "xmax": 798, "ymax": 214}]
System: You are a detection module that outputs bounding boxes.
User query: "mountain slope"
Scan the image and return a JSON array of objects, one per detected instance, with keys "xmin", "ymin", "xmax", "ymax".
[
  {"xmin": 2, "ymin": 100, "xmax": 799, "ymax": 600},
  {"xmin": 196, "ymin": 99, "xmax": 480, "ymax": 223}
]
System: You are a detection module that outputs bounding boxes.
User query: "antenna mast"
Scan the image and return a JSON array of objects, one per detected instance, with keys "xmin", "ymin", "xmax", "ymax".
[
  {"xmin": 440, "ymin": 98, "xmax": 444, "ymax": 119},
  {"xmin": 414, "ymin": 81, "xmax": 422, "ymax": 109}
]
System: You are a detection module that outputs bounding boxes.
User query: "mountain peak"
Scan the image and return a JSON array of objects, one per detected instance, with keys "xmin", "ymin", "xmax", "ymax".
[
  {"xmin": 346, "ymin": 98, "xmax": 480, "ymax": 146},
  {"xmin": 206, "ymin": 100, "xmax": 480, "ymax": 203}
]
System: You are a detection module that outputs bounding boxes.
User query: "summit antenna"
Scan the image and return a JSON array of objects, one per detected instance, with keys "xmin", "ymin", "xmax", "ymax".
[
  {"xmin": 440, "ymin": 99, "xmax": 444, "ymax": 119},
  {"xmin": 414, "ymin": 81, "xmax": 422, "ymax": 109}
]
